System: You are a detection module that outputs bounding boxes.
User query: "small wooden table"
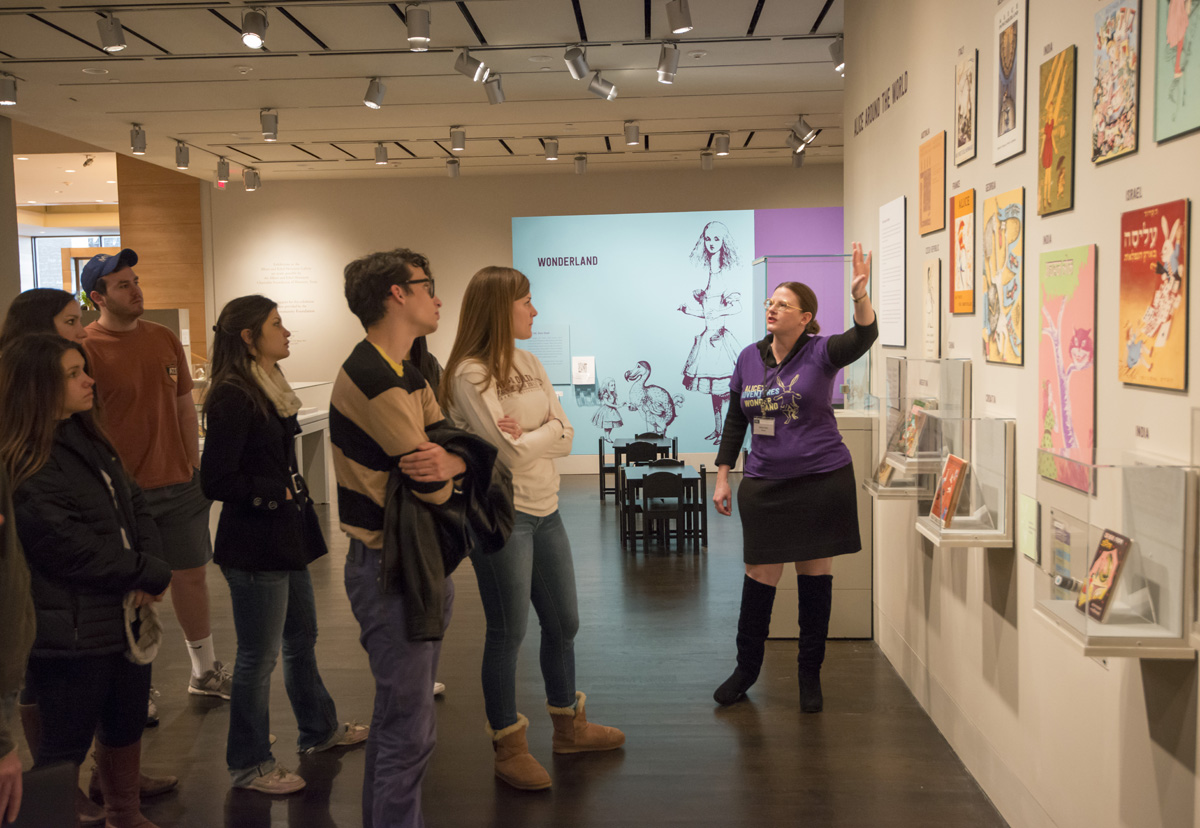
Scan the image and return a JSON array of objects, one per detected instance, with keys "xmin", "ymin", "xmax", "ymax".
[{"xmin": 620, "ymin": 464, "xmax": 708, "ymax": 550}]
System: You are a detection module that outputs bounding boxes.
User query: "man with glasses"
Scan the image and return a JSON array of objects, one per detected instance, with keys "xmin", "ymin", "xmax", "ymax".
[{"xmin": 331, "ymin": 248, "xmax": 460, "ymax": 828}]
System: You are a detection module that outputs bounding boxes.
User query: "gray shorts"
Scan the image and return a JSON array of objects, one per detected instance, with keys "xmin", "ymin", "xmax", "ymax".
[{"xmin": 143, "ymin": 470, "xmax": 213, "ymax": 570}]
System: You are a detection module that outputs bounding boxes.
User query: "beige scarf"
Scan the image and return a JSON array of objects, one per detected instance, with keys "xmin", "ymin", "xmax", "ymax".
[{"xmin": 250, "ymin": 361, "xmax": 303, "ymax": 418}]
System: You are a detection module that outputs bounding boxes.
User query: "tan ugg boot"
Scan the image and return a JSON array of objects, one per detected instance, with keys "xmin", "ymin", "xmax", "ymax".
[
  {"xmin": 487, "ymin": 714, "xmax": 551, "ymax": 791},
  {"xmin": 547, "ymin": 692, "xmax": 625, "ymax": 754},
  {"xmin": 95, "ymin": 741, "xmax": 160, "ymax": 828}
]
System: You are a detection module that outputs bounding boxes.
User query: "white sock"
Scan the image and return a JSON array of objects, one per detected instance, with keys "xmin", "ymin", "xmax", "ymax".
[{"xmin": 186, "ymin": 635, "xmax": 216, "ymax": 679}]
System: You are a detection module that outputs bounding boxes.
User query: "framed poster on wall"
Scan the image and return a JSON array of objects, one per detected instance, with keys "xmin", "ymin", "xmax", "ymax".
[
  {"xmin": 982, "ymin": 187, "xmax": 1024, "ymax": 365},
  {"xmin": 1092, "ymin": 0, "xmax": 1141, "ymax": 163},
  {"xmin": 923, "ymin": 259, "xmax": 942, "ymax": 358},
  {"xmin": 1118, "ymin": 199, "xmax": 1189, "ymax": 390},
  {"xmin": 951, "ymin": 189, "xmax": 976, "ymax": 314},
  {"xmin": 955, "ymin": 50, "xmax": 978, "ymax": 165},
  {"xmin": 918, "ymin": 131, "xmax": 946, "ymax": 235},
  {"xmin": 993, "ymin": 0, "xmax": 1028, "ymax": 164},
  {"xmin": 1038, "ymin": 46, "xmax": 1077, "ymax": 216},
  {"xmin": 1038, "ymin": 245, "xmax": 1096, "ymax": 493},
  {"xmin": 1154, "ymin": 0, "xmax": 1200, "ymax": 141}
]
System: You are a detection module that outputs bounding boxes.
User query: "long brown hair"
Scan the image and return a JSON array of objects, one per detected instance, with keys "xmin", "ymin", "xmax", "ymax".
[
  {"xmin": 440, "ymin": 266, "xmax": 530, "ymax": 411},
  {"xmin": 0, "ymin": 334, "xmax": 99, "ymax": 488},
  {"xmin": 203, "ymin": 295, "xmax": 277, "ymax": 422},
  {"xmin": 778, "ymin": 281, "xmax": 821, "ymax": 334},
  {"xmin": 0, "ymin": 289, "xmax": 79, "ymax": 352}
]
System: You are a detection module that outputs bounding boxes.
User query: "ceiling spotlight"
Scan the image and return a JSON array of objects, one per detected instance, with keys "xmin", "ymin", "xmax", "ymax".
[
  {"xmin": 623, "ymin": 121, "xmax": 640, "ymax": 146},
  {"xmin": 657, "ymin": 43, "xmax": 679, "ymax": 84},
  {"xmin": 666, "ymin": 0, "xmax": 693, "ymax": 34},
  {"xmin": 544, "ymin": 138, "xmax": 558, "ymax": 161},
  {"xmin": 701, "ymin": 151, "xmax": 714, "ymax": 171},
  {"xmin": 175, "ymin": 141, "xmax": 189, "ymax": 170},
  {"xmin": 484, "ymin": 74, "xmax": 505, "ymax": 104},
  {"xmin": 450, "ymin": 127, "xmax": 465, "ymax": 151},
  {"xmin": 260, "ymin": 109, "xmax": 278, "ymax": 142},
  {"xmin": 363, "ymin": 77, "xmax": 386, "ymax": 109},
  {"xmin": 795, "ymin": 116, "xmax": 817, "ymax": 143},
  {"xmin": 406, "ymin": 4, "xmax": 430, "ymax": 51},
  {"xmin": 715, "ymin": 132, "xmax": 731, "ymax": 156},
  {"xmin": 217, "ymin": 157, "xmax": 230, "ymax": 183},
  {"xmin": 243, "ymin": 168, "xmax": 261, "ymax": 191},
  {"xmin": 241, "ymin": 7, "xmax": 267, "ymax": 49},
  {"xmin": 830, "ymin": 35, "xmax": 845, "ymax": 73},
  {"xmin": 587, "ymin": 72, "xmax": 617, "ymax": 101},
  {"xmin": 454, "ymin": 49, "xmax": 488, "ymax": 82},
  {"xmin": 97, "ymin": 13, "xmax": 127, "ymax": 53},
  {"xmin": 564, "ymin": 45, "xmax": 589, "ymax": 79},
  {"xmin": 447, "ymin": 158, "xmax": 460, "ymax": 178},
  {"xmin": 375, "ymin": 143, "xmax": 389, "ymax": 165},
  {"xmin": 130, "ymin": 123, "xmax": 146, "ymax": 154},
  {"xmin": 0, "ymin": 75, "xmax": 16, "ymax": 106},
  {"xmin": 792, "ymin": 150, "xmax": 805, "ymax": 168},
  {"xmin": 574, "ymin": 154, "xmax": 587, "ymax": 175},
  {"xmin": 83, "ymin": 155, "xmax": 95, "ymax": 167}
]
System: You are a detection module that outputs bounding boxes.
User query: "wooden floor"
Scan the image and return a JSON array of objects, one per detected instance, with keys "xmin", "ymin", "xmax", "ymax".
[{"xmin": 17, "ymin": 474, "xmax": 1007, "ymax": 827}]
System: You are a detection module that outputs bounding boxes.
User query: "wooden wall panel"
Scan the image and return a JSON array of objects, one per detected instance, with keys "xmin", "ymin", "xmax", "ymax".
[{"xmin": 115, "ymin": 155, "xmax": 207, "ymax": 360}]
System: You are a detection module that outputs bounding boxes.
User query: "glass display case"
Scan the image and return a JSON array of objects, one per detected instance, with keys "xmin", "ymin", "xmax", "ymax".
[
  {"xmin": 752, "ymin": 255, "xmax": 871, "ymax": 410},
  {"xmin": 911, "ymin": 415, "xmax": 1016, "ymax": 548},
  {"xmin": 1033, "ymin": 452, "xmax": 1198, "ymax": 659},
  {"xmin": 864, "ymin": 356, "xmax": 972, "ymax": 498}
]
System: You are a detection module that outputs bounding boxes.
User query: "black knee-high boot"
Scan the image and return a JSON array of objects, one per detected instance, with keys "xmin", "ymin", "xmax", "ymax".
[
  {"xmin": 796, "ymin": 574, "xmax": 833, "ymax": 713},
  {"xmin": 714, "ymin": 575, "xmax": 777, "ymax": 706}
]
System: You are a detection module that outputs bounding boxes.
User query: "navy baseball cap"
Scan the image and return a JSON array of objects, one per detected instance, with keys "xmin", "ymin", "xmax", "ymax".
[{"xmin": 81, "ymin": 248, "xmax": 138, "ymax": 297}]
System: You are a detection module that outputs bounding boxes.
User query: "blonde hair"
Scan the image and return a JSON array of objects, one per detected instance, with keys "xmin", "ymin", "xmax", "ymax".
[{"xmin": 440, "ymin": 266, "xmax": 531, "ymax": 411}]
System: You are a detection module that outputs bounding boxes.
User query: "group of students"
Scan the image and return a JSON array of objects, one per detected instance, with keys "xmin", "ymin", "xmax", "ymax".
[{"xmin": 0, "ymin": 239, "xmax": 876, "ymax": 828}]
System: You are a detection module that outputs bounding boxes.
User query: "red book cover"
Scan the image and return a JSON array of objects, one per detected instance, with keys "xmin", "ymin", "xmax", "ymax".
[
  {"xmin": 929, "ymin": 454, "xmax": 968, "ymax": 527},
  {"xmin": 1075, "ymin": 529, "xmax": 1133, "ymax": 622}
]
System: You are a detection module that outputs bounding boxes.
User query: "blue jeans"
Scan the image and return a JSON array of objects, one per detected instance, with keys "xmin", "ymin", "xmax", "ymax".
[
  {"xmin": 221, "ymin": 566, "xmax": 339, "ymax": 785},
  {"xmin": 345, "ymin": 541, "xmax": 453, "ymax": 828},
  {"xmin": 470, "ymin": 509, "xmax": 579, "ymax": 730}
]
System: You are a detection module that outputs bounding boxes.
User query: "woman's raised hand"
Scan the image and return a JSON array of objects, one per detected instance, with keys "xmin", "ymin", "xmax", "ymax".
[{"xmin": 851, "ymin": 242, "xmax": 872, "ymax": 300}]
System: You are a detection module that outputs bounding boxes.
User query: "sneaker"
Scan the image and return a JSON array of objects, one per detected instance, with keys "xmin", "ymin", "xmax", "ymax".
[
  {"xmin": 146, "ymin": 686, "xmax": 160, "ymax": 728},
  {"xmin": 240, "ymin": 766, "xmax": 306, "ymax": 795},
  {"xmin": 301, "ymin": 723, "xmax": 369, "ymax": 755},
  {"xmin": 189, "ymin": 661, "xmax": 233, "ymax": 699},
  {"xmin": 433, "ymin": 681, "xmax": 446, "ymax": 696}
]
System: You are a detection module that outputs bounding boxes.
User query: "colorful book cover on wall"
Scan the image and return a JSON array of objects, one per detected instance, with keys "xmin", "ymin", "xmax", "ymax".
[
  {"xmin": 951, "ymin": 190, "xmax": 976, "ymax": 313},
  {"xmin": 897, "ymin": 400, "xmax": 933, "ymax": 458},
  {"xmin": 1038, "ymin": 46, "xmax": 1077, "ymax": 216},
  {"xmin": 1075, "ymin": 529, "xmax": 1133, "ymax": 621},
  {"xmin": 1038, "ymin": 246, "xmax": 1096, "ymax": 493},
  {"xmin": 993, "ymin": 0, "xmax": 1028, "ymax": 163},
  {"xmin": 929, "ymin": 454, "xmax": 969, "ymax": 528},
  {"xmin": 982, "ymin": 187, "xmax": 1024, "ymax": 364},
  {"xmin": 1155, "ymin": 0, "xmax": 1200, "ymax": 141},
  {"xmin": 1119, "ymin": 199, "xmax": 1190, "ymax": 390},
  {"xmin": 955, "ymin": 50, "xmax": 978, "ymax": 164},
  {"xmin": 1093, "ymin": 0, "xmax": 1141, "ymax": 163},
  {"xmin": 918, "ymin": 131, "xmax": 946, "ymax": 235},
  {"xmin": 923, "ymin": 259, "xmax": 942, "ymax": 357}
]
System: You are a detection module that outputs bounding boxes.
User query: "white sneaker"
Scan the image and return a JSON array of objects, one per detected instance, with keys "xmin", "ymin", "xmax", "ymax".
[
  {"xmin": 241, "ymin": 766, "xmax": 305, "ymax": 795},
  {"xmin": 433, "ymin": 681, "xmax": 446, "ymax": 696},
  {"xmin": 188, "ymin": 661, "xmax": 233, "ymax": 700},
  {"xmin": 301, "ymin": 723, "xmax": 369, "ymax": 755}
]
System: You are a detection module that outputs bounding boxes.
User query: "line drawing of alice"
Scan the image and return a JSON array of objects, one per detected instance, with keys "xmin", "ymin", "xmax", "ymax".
[
  {"xmin": 678, "ymin": 220, "xmax": 743, "ymax": 444},
  {"xmin": 591, "ymin": 377, "xmax": 623, "ymax": 444}
]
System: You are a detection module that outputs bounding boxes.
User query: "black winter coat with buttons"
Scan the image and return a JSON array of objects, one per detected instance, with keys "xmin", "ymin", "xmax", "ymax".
[
  {"xmin": 13, "ymin": 416, "xmax": 173, "ymax": 659},
  {"xmin": 201, "ymin": 382, "xmax": 328, "ymax": 572}
]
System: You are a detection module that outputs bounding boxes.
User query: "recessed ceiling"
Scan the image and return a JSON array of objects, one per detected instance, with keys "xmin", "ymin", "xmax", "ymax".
[
  {"xmin": 13, "ymin": 151, "xmax": 119, "ymax": 205},
  {"xmin": 1, "ymin": 0, "xmax": 845, "ymax": 181}
]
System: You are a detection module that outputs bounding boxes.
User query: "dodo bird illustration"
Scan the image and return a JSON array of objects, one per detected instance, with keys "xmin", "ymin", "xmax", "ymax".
[{"xmin": 624, "ymin": 360, "xmax": 684, "ymax": 434}]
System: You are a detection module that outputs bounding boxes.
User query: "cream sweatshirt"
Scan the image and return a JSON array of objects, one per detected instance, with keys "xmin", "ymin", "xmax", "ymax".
[{"xmin": 446, "ymin": 349, "xmax": 573, "ymax": 516}]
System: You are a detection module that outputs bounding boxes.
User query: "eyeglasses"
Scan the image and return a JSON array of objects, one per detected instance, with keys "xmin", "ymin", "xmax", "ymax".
[
  {"xmin": 407, "ymin": 277, "xmax": 435, "ymax": 297},
  {"xmin": 763, "ymin": 299, "xmax": 802, "ymax": 313}
]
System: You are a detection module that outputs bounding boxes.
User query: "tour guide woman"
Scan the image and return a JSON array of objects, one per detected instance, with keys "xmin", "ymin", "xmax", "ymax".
[{"xmin": 712, "ymin": 243, "xmax": 877, "ymax": 712}]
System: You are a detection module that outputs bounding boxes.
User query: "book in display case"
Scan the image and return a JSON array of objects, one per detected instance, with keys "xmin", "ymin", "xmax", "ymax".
[
  {"xmin": 1033, "ymin": 452, "xmax": 1199, "ymax": 659},
  {"xmin": 864, "ymin": 357, "xmax": 972, "ymax": 499}
]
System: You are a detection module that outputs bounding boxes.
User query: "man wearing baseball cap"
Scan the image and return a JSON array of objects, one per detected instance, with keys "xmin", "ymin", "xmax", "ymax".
[{"xmin": 81, "ymin": 249, "xmax": 232, "ymax": 702}]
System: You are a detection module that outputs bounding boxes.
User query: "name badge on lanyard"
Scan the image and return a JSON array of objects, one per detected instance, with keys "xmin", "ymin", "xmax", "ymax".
[{"xmin": 752, "ymin": 416, "xmax": 775, "ymax": 437}]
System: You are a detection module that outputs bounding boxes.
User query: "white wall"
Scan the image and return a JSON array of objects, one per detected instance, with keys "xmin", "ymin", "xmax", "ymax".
[
  {"xmin": 844, "ymin": 2, "xmax": 1200, "ymax": 827},
  {"xmin": 203, "ymin": 163, "xmax": 843, "ymax": 384}
]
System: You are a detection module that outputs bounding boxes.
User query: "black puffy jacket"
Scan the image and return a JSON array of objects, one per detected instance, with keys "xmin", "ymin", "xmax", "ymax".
[{"xmin": 14, "ymin": 416, "xmax": 173, "ymax": 658}]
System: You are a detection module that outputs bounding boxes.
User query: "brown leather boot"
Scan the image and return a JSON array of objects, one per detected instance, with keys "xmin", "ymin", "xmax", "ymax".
[
  {"xmin": 547, "ymin": 692, "xmax": 625, "ymax": 754},
  {"xmin": 487, "ymin": 714, "xmax": 551, "ymax": 791},
  {"xmin": 94, "ymin": 741, "xmax": 160, "ymax": 828},
  {"xmin": 88, "ymin": 764, "xmax": 178, "ymax": 805},
  {"xmin": 20, "ymin": 702, "xmax": 105, "ymax": 826}
]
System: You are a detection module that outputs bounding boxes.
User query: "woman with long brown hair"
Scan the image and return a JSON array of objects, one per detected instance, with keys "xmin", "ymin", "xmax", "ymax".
[
  {"xmin": 0, "ymin": 288, "xmax": 88, "ymax": 351},
  {"xmin": 0, "ymin": 333, "xmax": 172, "ymax": 828},
  {"xmin": 442, "ymin": 266, "xmax": 624, "ymax": 792}
]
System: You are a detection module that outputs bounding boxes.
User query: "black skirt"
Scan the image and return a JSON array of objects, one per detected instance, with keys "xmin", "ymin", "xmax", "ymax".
[{"xmin": 736, "ymin": 461, "xmax": 861, "ymax": 564}]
